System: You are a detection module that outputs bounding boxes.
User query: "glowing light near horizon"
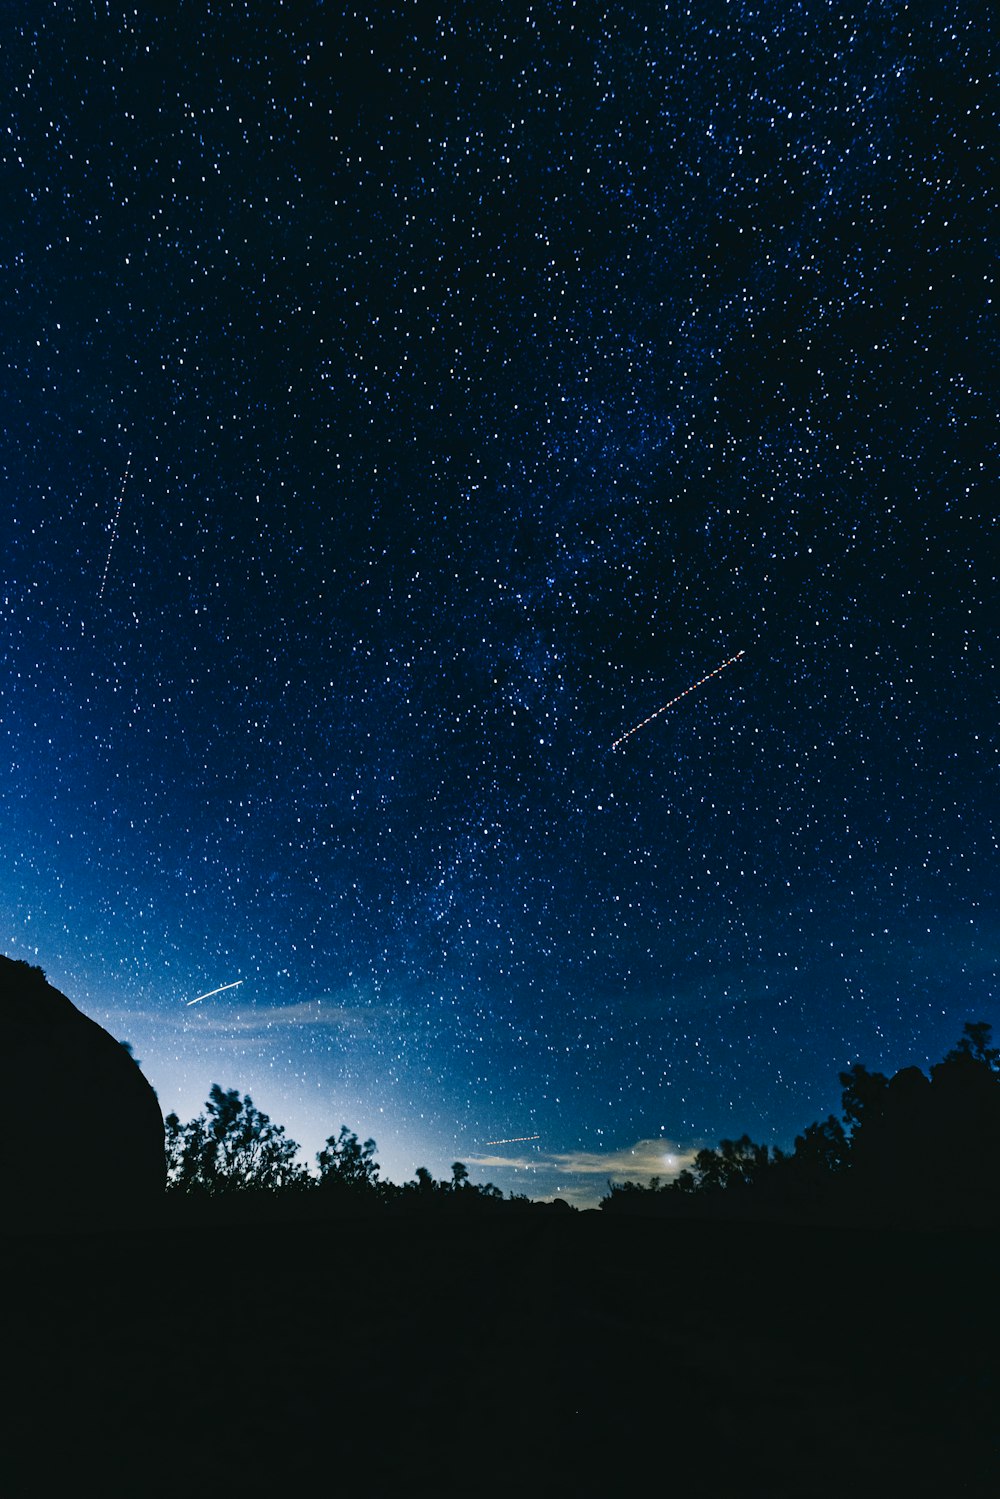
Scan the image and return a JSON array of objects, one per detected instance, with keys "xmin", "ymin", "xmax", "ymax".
[
  {"xmin": 97, "ymin": 456, "xmax": 131, "ymax": 603},
  {"xmin": 611, "ymin": 651, "xmax": 746, "ymax": 750}
]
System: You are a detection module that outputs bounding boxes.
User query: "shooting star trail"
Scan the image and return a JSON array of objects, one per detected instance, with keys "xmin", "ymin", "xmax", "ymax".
[
  {"xmin": 97, "ymin": 456, "xmax": 131, "ymax": 602},
  {"xmin": 611, "ymin": 650, "xmax": 746, "ymax": 751},
  {"xmin": 483, "ymin": 1134, "xmax": 541, "ymax": 1146},
  {"xmin": 185, "ymin": 979, "xmax": 244, "ymax": 1006}
]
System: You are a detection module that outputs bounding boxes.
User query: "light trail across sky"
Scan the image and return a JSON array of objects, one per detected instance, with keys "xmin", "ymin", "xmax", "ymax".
[
  {"xmin": 185, "ymin": 979, "xmax": 244, "ymax": 1006},
  {"xmin": 611, "ymin": 650, "xmax": 746, "ymax": 750},
  {"xmin": 97, "ymin": 456, "xmax": 131, "ymax": 603},
  {"xmin": 483, "ymin": 1133, "xmax": 541, "ymax": 1145}
]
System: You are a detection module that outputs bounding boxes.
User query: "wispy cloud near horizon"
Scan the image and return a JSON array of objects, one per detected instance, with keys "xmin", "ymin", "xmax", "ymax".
[
  {"xmin": 185, "ymin": 1000, "xmax": 377, "ymax": 1035},
  {"xmin": 467, "ymin": 1137, "xmax": 697, "ymax": 1180},
  {"xmin": 99, "ymin": 998, "xmax": 378, "ymax": 1037}
]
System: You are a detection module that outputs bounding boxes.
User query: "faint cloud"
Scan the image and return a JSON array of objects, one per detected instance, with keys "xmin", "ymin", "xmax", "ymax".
[
  {"xmin": 103, "ymin": 997, "xmax": 377, "ymax": 1037},
  {"xmin": 187, "ymin": 1000, "xmax": 373, "ymax": 1035},
  {"xmin": 468, "ymin": 1137, "xmax": 696, "ymax": 1180}
]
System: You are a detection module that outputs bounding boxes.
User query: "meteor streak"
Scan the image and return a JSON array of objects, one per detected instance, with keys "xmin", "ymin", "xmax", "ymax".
[
  {"xmin": 611, "ymin": 650, "xmax": 746, "ymax": 750},
  {"xmin": 98, "ymin": 456, "xmax": 131, "ymax": 603},
  {"xmin": 483, "ymin": 1133, "xmax": 541, "ymax": 1145},
  {"xmin": 186, "ymin": 979, "xmax": 244, "ymax": 1006}
]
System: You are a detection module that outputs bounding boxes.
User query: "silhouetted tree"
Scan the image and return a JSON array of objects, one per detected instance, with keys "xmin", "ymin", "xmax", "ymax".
[
  {"xmin": 944, "ymin": 1021, "xmax": 1000, "ymax": 1071},
  {"xmin": 165, "ymin": 1084, "xmax": 306, "ymax": 1192},
  {"xmin": 840, "ymin": 1021, "xmax": 1000, "ymax": 1223},
  {"xmin": 317, "ymin": 1126, "xmax": 381, "ymax": 1197},
  {"xmin": 838, "ymin": 1062, "xmax": 889, "ymax": 1135},
  {"xmin": 392, "ymin": 1163, "xmax": 509, "ymax": 1212},
  {"xmin": 805, "ymin": 1023, "xmax": 999, "ymax": 1223},
  {"xmin": 394, "ymin": 1165, "xmax": 441, "ymax": 1210},
  {"xmin": 791, "ymin": 1115, "xmax": 849, "ymax": 1176},
  {"xmin": 692, "ymin": 1133, "xmax": 772, "ymax": 1191},
  {"xmin": 164, "ymin": 1109, "xmax": 209, "ymax": 1191},
  {"xmin": 600, "ymin": 1178, "xmax": 665, "ymax": 1212}
]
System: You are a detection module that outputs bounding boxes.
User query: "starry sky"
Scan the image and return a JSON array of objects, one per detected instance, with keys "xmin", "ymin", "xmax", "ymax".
[{"xmin": 2, "ymin": 2, "xmax": 995, "ymax": 1205}]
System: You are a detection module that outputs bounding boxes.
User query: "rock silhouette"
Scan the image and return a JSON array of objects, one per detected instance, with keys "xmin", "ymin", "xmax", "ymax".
[{"xmin": 0, "ymin": 956, "xmax": 164, "ymax": 1226}]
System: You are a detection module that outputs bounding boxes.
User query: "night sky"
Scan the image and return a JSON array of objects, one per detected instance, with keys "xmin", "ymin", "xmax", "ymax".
[{"xmin": 2, "ymin": 2, "xmax": 994, "ymax": 1205}]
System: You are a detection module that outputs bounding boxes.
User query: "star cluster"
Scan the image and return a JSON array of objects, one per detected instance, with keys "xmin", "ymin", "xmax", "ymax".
[{"xmin": 1, "ymin": 2, "xmax": 994, "ymax": 1200}]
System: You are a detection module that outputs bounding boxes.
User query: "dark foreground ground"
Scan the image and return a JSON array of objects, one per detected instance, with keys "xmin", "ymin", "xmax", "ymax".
[{"xmin": 4, "ymin": 1208, "xmax": 997, "ymax": 1495}]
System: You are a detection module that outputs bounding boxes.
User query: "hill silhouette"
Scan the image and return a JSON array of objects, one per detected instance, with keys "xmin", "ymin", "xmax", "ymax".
[{"xmin": 0, "ymin": 956, "xmax": 164, "ymax": 1228}]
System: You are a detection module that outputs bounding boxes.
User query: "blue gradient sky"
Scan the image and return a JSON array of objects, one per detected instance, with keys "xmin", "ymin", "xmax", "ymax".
[{"xmin": 2, "ymin": 2, "xmax": 994, "ymax": 1205}]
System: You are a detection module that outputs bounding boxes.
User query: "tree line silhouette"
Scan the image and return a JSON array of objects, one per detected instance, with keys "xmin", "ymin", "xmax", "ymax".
[
  {"xmin": 160, "ymin": 1022, "xmax": 1000, "ymax": 1225},
  {"xmin": 601, "ymin": 1022, "xmax": 1000, "ymax": 1225},
  {"xmin": 164, "ymin": 1085, "xmax": 565, "ymax": 1215}
]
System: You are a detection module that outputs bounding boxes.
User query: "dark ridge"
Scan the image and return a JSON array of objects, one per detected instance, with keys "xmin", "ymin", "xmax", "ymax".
[{"xmin": 0, "ymin": 955, "xmax": 165, "ymax": 1230}]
